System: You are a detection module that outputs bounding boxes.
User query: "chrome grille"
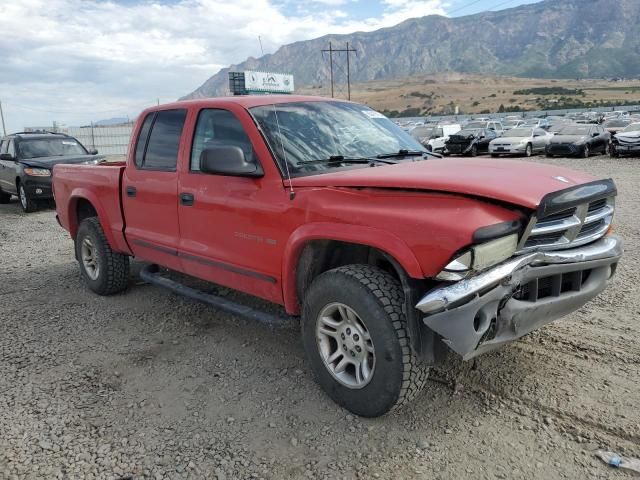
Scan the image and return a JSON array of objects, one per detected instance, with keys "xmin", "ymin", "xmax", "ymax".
[{"xmin": 518, "ymin": 197, "xmax": 614, "ymax": 253}]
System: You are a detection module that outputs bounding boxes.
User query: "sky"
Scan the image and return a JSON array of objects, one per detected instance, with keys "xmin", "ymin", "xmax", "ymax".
[{"xmin": 0, "ymin": 0, "xmax": 543, "ymax": 132}]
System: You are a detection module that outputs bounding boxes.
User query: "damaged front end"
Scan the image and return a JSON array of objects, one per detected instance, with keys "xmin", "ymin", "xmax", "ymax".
[{"xmin": 416, "ymin": 179, "xmax": 623, "ymax": 360}]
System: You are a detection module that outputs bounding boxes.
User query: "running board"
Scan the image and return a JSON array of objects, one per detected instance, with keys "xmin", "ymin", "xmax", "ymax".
[{"xmin": 140, "ymin": 264, "xmax": 295, "ymax": 327}]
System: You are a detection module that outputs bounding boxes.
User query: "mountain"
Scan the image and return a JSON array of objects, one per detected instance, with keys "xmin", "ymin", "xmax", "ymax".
[{"xmin": 181, "ymin": 0, "xmax": 640, "ymax": 100}]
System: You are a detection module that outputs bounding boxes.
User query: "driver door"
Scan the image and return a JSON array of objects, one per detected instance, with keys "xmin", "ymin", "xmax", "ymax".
[{"xmin": 177, "ymin": 107, "xmax": 284, "ymax": 303}]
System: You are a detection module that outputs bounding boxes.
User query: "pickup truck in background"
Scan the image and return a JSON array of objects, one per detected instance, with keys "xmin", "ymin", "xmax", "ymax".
[{"xmin": 53, "ymin": 96, "xmax": 623, "ymax": 417}]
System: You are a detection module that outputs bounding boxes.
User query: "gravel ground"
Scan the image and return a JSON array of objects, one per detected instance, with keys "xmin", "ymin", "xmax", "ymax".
[{"xmin": 1, "ymin": 154, "xmax": 638, "ymax": 480}]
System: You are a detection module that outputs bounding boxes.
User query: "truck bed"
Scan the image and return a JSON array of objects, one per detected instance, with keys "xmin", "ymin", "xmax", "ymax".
[{"xmin": 53, "ymin": 163, "xmax": 131, "ymax": 254}]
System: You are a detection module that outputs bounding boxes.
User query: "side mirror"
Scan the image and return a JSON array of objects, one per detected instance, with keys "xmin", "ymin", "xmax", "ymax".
[
  {"xmin": 592, "ymin": 132, "xmax": 599, "ymax": 137},
  {"xmin": 0, "ymin": 153, "xmax": 14, "ymax": 161},
  {"xmin": 200, "ymin": 146, "xmax": 263, "ymax": 177},
  {"xmin": 88, "ymin": 148, "xmax": 98, "ymax": 155}
]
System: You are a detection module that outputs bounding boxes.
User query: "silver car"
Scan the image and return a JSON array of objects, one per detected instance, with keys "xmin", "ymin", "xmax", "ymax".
[{"xmin": 489, "ymin": 127, "xmax": 551, "ymax": 157}]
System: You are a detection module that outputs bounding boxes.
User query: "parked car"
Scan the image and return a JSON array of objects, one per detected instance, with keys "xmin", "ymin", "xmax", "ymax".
[
  {"xmin": 523, "ymin": 118, "xmax": 551, "ymax": 130},
  {"xmin": 410, "ymin": 124, "xmax": 461, "ymax": 153},
  {"xmin": 445, "ymin": 128, "xmax": 497, "ymax": 156},
  {"xmin": 503, "ymin": 119, "xmax": 525, "ymax": 131},
  {"xmin": 0, "ymin": 132, "xmax": 102, "ymax": 212},
  {"xmin": 602, "ymin": 118, "xmax": 631, "ymax": 136},
  {"xmin": 52, "ymin": 95, "xmax": 622, "ymax": 417},
  {"xmin": 489, "ymin": 127, "xmax": 551, "ymax": 157},
  {"xmin": 546, "ymin": 124, "xmax": 610, "ymax": 158},
  {"xmin": 464, "ymin": 120, "xmax": 504, "ymax": 136},
  {"xmin": 611, "ymin": 122, "xmax": 640, "ymax": 157}
]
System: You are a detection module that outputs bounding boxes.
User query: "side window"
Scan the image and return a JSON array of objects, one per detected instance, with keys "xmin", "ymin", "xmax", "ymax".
[
  {"xmin": 141, "ymin": 109, "xmax": 187, "ymax": 171},
  {"xmin": 435, "ymin": 128, "xmax": 443, "ymax": 138},
  {"xmin": 134, "ymin": 113, "xmax": 154, "ymax": 168},
  {"xmin": 0, "ymin": 140, "xmax": 6, "ymax": 154},
  {"xmin": 7, "ymin": 140, "xmax": 16, "ymax": 157},
  {"xmin": 190, "ymin": 109, "xmax": 254, "ymax": 172}
]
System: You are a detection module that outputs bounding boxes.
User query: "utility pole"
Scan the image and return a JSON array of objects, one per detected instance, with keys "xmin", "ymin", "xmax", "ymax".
[
  {"xmin": 321, "ymin": 42, "xmax": 357, "ymax": 100},
  {"xmin": 0, "ymin": 100, "xmax": 6, "ymax": 136}
]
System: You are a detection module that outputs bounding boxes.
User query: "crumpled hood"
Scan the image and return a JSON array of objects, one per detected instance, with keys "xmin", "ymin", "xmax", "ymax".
[
  {"xmin": 20, "ymin": 154, "xmax": 105, "ymax": 168},
  {"xmin": 289, "ymin": 158, "xmax": 596, "ymax": 210},
  {"xmin": 550, "ymin": 134, "xmax": 588, "ymax": 145}
]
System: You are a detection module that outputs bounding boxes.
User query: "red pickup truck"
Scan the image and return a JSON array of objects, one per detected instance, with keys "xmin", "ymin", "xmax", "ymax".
[{"xmin": 53, "ymin": 96, "xmax": 623, "ymax": 417}]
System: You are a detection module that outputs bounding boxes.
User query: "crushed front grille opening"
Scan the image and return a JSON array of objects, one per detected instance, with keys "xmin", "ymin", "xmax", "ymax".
[{"xmin": 513, "ymin": 269, "xmax": 592, "ymax": 302}]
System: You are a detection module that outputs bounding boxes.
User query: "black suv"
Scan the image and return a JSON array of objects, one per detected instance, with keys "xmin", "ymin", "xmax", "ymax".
[{"xmin": 0, "ymin": 132, "xmax": 103, "ymax": 212}]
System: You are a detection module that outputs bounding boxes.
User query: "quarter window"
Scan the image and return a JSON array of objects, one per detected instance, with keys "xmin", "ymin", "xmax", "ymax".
[
  {"xmin": 0, "ymin": 140, "xmax": 7, "ymax": 154},
  {"xmin": 7, "ymin": 140, "xmax": 15, "ymax": 157},
  {"xmin": 190, "ymin": 109, "xmax": 254, "ymax": 171},
  {"xmin": 134, "ymin": 113, "xmax": 154, "ymax": 168}
]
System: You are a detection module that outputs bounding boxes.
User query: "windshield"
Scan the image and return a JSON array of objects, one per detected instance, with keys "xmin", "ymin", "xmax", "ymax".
[
  {"xmin": 506, "ymin": 128, "xmax": 533, "ymax": 137},
  {"xmin": 410, "ymin": 126, "xmax": 436, "ymax": 139},
  {"xmin": 465, "ymin": 121, "xmax": 487, "ymax": 129},
  {"xmin": 250, "ymin": 101, "xmax": 426, "ymax": 176},
  {"xmin": 557, "ymin": 126, "xmax": 591, "ymax": 136},
  {"xmin": 622, "ymin": 123, "xmax": 640, "ymax": 132},
  {"xmin": 504, "ymin": 120, "xmax": 521, "ymax": 127},
  {"xmin": 18, "ymin": 137, "xmax": 87, "ymax": 159}
]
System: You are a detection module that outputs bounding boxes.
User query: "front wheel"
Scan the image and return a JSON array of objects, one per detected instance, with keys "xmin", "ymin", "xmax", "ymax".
[
  {"xmin": 604, "ymin": 143, "xmax": 610, "ymax": 156},
  {"xmin": 75, "ymin": 217, "xmax": 130, "ymax": 295},
  {"xmin": 582, "ymin": 145, "xmax": 590, "ymax": 158},
  {"xmin": 302, "ymin": 265, "xmax": 429, "ymax": 417},
  {"xmin": 524, "ymin": 144, "xmax": 532, "ymax": 157},
  {"xmin": 18, "ymin": 183, "xmax": 38, "ymax": 213},
  {"xmin": 470, "ymin": 144, "xmax": 478, "ymax": 157}
]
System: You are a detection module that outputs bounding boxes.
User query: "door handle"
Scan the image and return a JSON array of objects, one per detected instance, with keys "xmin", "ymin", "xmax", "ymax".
[
  {"xmin": 126, "ymin": 186, "xmax": 136, "ymax": 197},
  {"xmin": 180, "ymin": 192, "xmax": 194, "ymax": 206}
]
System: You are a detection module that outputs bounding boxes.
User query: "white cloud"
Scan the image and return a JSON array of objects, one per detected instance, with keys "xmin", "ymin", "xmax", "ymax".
[{"xmin": 0, "ymin": 0, "xmax": 445, "ymax": 131}]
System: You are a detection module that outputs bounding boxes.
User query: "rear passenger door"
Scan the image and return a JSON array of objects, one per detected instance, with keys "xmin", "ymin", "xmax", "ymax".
[{"xmin": 122, "ymin": 109, "xmax": 187, "ymax": 271}]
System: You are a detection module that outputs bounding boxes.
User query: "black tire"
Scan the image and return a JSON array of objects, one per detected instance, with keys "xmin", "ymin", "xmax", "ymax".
[
  {"xmin": 546, "ymin": 152, "xmax": 553, "ymax": 158},
  {"xmin": 525, "ymin": 144, "xmax": 532, "ymax": 157},
  {"xmin": 75, "ymin": 217, "xmax": 129, "ymax": 295},
  {"xmin": 18, "ymin": 183, "xmax": 38, "ymax": 213},
  {"xmin": 491, "ymin": 153, "xmax": 499, "ymax": 158},
  {"xmin": 604, "ymin": 142, "xmax": 610, "ymax": 156},
  {"xmin": 470, "ymin": 144, "xmax": 478, "ymax": 157},
  {"xmin": 302, "ymin": 265, "xmax": 429, "ymax": 417},
  {"xmin": 582, "ymin": 145, "xmax": 590, "ymax": 158},
  {"xmin": 0, "ymin": 189, "xmax": 10, "ymax": 204}
]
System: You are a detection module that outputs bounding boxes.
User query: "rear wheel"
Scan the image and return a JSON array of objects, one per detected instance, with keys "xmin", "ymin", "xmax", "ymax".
[
  {"xmin": 75, "ymin": 217, "xmax": 130, "ymax": 295},
  {"xmin": 491, "ymin": 153, "xmax": 499, "ymax": 158},
  {"xmin": 18, "ymin": 183, "xmax": 38, "ymax": 213},
  {"xmin": 302, "ymin": 265, "xmax": 429, "ymax": 417},
  {"xmin": 0, "ymin": 189, "xmax": 11, "ymax": 204},
  {"xmin": 604, "ymin": 142, "xmax": 610, "ymax": 156}
]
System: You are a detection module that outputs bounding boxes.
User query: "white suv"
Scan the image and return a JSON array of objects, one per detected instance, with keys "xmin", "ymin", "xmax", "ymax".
[{"xmin": 410, "ymin": 124, "xmax": 461, "ymax": 153}]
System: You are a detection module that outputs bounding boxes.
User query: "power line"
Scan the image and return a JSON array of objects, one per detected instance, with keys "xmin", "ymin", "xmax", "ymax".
[{"xmin": 446, "ymin": 0, "xmax": 487, "ymax": 16}]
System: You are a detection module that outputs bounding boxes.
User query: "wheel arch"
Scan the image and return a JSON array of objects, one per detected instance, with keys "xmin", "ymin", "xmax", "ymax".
[
  {"xmin": 64, "ymin": 189, "xmax": 129, "ymax": 254},
  {"xmin": 282, "ymin": 223, "xmax": 424, "ymax": 315}
]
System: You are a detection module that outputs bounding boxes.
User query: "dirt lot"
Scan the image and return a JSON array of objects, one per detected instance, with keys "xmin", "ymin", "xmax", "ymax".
[{"xmin": 1, "ymin": 154, "xmax": 639, "ymax": 480}]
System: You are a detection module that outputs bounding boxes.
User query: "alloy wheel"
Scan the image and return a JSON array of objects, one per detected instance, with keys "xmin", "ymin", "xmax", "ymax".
[{"xmin": 315, "ymin": 302, "xmax": 375, "ymax": 389}]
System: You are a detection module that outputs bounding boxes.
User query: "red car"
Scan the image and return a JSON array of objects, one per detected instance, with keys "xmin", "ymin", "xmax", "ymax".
[{"xmin": 53, "ymin": 96, "xmax": 623, "ymax": 417}]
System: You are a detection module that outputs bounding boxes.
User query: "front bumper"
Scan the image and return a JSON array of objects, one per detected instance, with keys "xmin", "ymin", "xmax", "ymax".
[
  {"xmin": 416, "ymin": 235, "xmax": 623, "ymax": 360},
  {"xmin": 490, "ymin": 144, "xmax": 527, "ymax": 154},
  {"xmin": 547, "ymin": 143, "xmax": 581, "ymax": 156},
  {"xmin": 22, "ymin": 176, "xmax": 53, "ymax": 199}
]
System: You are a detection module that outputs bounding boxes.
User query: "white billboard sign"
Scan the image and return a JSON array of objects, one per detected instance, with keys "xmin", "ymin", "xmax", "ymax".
[{"xmin": 244, "ymin": 71, "xmax": 294, "ymax": 93}]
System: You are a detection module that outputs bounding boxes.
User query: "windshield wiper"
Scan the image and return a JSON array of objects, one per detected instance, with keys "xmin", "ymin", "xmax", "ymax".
[
  {"xmin": 375, "ymin": 149, "xmax": 427, "ymax": 159},
  {"xmin": 300, "ymin": 155, "xmax": 397, "ymax": 166}
]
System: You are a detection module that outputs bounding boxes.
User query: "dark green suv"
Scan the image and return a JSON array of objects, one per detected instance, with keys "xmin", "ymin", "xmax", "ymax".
[{"xmin": 0, "ymin": 132, "xmax": 102, "ymax": 212}]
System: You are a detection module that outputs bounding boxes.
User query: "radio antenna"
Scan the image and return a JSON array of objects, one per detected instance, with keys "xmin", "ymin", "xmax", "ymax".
[
  {"xmin": 258, "ymin": 36, "xmax": 264, "ymax": 56},
  {"xmin": 271, "ymin": 103, "xmax": 295, "ymax": 200}
]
